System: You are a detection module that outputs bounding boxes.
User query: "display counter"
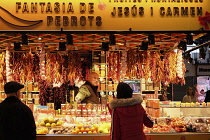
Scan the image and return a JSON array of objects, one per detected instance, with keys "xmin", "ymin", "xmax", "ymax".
[{"xmin": 36, "ymin": 133, "xmax": 210, "ymax": 140}]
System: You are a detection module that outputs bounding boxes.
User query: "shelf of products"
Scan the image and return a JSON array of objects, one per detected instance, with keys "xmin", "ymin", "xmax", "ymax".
[{"xmin": 34, "ymin": 99, "xmax": 210, "ymax": 136}]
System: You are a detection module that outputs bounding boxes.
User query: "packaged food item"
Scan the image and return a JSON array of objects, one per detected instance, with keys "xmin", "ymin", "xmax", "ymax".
[
  {"xmin": 87, "ymin": 110, "xmax": 92, "ymax": 117},
  {"xmin": 66, "ymin": 104, "xmax": 73, "ymax": 110},
  {"xmin": 153, "ymin": 108, "xmax": 160, "ymax": 117},
  {"xmin": 82, "ymin": 110, "xmax": 87, "ymax": 117},
  {"xmin": 202, "ymin": 102, "xmax": 206, "ymax": 107},
  {"xmin": 77, "ymin": 104, "xmax": 82, "ymax": 110},
  {"xmin": 153, "ymin": 99, "xmax": 160, "ymax": 108},
  {"xmin": 185, "ymin": 103, "xmax": 191, "ymax": 107},
  {"xmin": 66, "ymin": 110, "xmax": 71, "ymax": 115},
  {"xmin": 61, "ymin": 104, "xmax": 66, "ymax": 110},
  {"xmin": 87, "ymin": 103, "xmax": 93, "ymax": 110},
  {"xmin": 70, "ymin": 109, "xmax": 76, "ymax": 116},
  {"xmin": 176, "ymin": 102, "xmax": 181, "ymax": 107},
  {"xmin": 81, "ymin": 104, "xmax": 87, "ymax": 110},
  {"xmin": 190, "ymin": 102, "xmax": 195, "ymax": 107},
  {"xmin": 76, "ymin": 110, "xmax": 81, "ymax": 117},
  {"xmin": 181, "ymin": 103, "xmax": 186, "ymax": 107},
  {"xmin": 62, "ymin": 110, "xmax": 66, "ymax": 115},
  {"xmin": 196, "ymin": 118, "xmax": 204, "ymax": 123},
  {"xmin": 195, "ymin": 102, "xmax": 200, "ymax": 107}
]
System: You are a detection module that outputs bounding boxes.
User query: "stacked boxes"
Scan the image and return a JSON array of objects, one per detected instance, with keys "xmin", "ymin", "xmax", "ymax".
[{"xmin": 146, "ymin": 99, "xmax": 160, "ymax": 117}]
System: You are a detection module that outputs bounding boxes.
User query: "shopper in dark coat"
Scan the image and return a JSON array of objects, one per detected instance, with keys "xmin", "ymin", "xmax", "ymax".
[
  {"xmin": 204, "ymin": 90, "xmax": 210, "ymax": 103},
  {"xmin": 0, "ymin": 81, "xmax": 36, "ymax": 140},
  {"xmin": 109, "ymin": 82, "xmax": 154, "ymax": 140}
]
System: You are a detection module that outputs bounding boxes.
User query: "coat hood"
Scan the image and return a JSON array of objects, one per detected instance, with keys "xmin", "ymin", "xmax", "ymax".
[{"xmin": 109, "ymin": 95, "xmax": 143, "ymax": 109}]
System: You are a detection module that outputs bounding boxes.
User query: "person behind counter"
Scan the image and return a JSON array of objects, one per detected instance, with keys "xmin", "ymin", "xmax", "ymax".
[
  {"xmin": 204, "ymin": 90, "xmax": 210, "ymax": 103},
  {"xmin": 0, "ymin": 81, "xmax": 36, "ymax": 140},
  {"xmin": 75, "ymin": 72, "xmax": 100, "ymax": 104},
  {"xmin": 108, "ymin": 82, "xmax": 154, "ymax": 140},
  {"xmin": 197, "ymin": 89, "xmax": 206, "ymax": 103},
  {"xmin": 182, "ymin": 86, "xmax": 197, "ymax": 103}
]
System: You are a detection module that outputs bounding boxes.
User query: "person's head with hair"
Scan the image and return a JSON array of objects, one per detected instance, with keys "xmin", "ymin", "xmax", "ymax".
[
  {"xmin": 116, "ymin": 82, "xmax": 133, "ymax": 99},
  {"xmin": 200, "ymin": 89, "xmax": 205, "ymax": 94},
  {"xmin": 186, "ymin": 86, "xmax": 195, "ymax": 97},
  {"xmin": 87, "ymin": 72, "xmax": 99, "ymax": 86}
]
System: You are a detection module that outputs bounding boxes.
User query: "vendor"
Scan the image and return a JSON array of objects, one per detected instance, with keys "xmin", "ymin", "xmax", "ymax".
[
  {"xmin": 75, "ymin": 72, "xmax": 100, "ymax": 104},
  {"xmin": 182, "ymin": 87, "xmax": 197, "ymax": 103}
]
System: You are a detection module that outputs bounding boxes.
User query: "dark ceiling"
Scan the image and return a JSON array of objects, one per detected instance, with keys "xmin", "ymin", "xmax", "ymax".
[{"xmin": 0, "ymin": 31, "xmax": 208, "ymax": 52}]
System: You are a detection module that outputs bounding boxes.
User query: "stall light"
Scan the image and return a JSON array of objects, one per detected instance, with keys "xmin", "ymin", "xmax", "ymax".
[
  {"xmin": 187, "ymin": 34, "xmax": 193, "ymax": 45},
  {"xmin": 140, "ymin": 40, "xmax": 148, "ymax": 50},
  {"xmin": 109, "ymin": 34, "xmax": 116, "ymax": 45},
  {"xmin": 178, "ymin": 40, "xmax": 187, "ymax": 51},
  {"xmin": 185, "ymin": 53, "xmax": 193, "ymax": 64},
  {"xmin": 22, "ymin": 34, "xmax": 28, "ymax": 45},
  {"xmin": 148, "ymin": 34, "xmax": 155, "ymax": 45},
  {"xmin": 14, "ymin": 42, "xmax": 21, "ymax": 51},
  {"xmin": 199, "ymin": 47, "xmax": 206, "ymax": 60},
  {"xmin": 187, "ymin": 58, "xmax": 193, "ymax": 64},
  {"xmin": 38, "ymin": 37, "xmax": 42, "ymax": 40},
  {"xmin": 58, "ymin": 42, "xmax": 66, "ymax": 51},
  {"xmin": 66, "ymin": 34, "xmax": 73, "ymax": 45},
  {"xmin": 101, "ymin": 42, "xmax": 109, "ymax": 51}
]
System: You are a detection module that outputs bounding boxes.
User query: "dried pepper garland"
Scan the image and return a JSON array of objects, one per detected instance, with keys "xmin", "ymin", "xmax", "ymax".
[
  {"xmin": 68, "ymin": 51, "xmax": 82, "ymax": 85},
  {"xmin": 107, "ymin": 52, "xmax": 121, "ymax": 82},
  {"xmin": 0, "ymin": 52, "xmax": 6, "ymax": 83},
  {"xmin": 110, "ymin": 48, "xmax": 186, "ymax": 86},
  {"xmin": 6, "ymin": 44, "xmax": 12, "ymax": 82},
  {"xmin": 32, "ymin": 53, "xmax": 40, "ymax": 83}
]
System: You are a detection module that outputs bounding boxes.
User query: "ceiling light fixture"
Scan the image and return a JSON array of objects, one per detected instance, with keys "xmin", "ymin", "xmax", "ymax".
[
  {"xmin": 14, "ymin": 42, "xmax": 21, "ymax": 51},
  {"xmin": 66, "ymin": 34, "xmax": 73, "ymax": 45},
  {"xmin": 101, "ymin": 42, "xmax": 109, "ymax": 51},
  {"xmin": 58, "ymin": 42, "xmax": 66, "ymax": 51},
  {"xmin": 109, "ymin": 34, "xmax": 116, "ymax": 45},
  {"xmin": 148, "ymin": 34, "xmax": 155, "ymax": 45},
  {"xmin": 22, "ymin": 34, "xmax": 28, "ymax": 45}
]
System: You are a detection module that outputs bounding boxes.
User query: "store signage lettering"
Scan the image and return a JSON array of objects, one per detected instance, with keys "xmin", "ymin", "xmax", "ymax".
[
  {"xmin": 13, "ymin": 1, "xmax": 204, "ymax": 27},
  {"xmin": 16, "ymin": 2, "xmax": 102, "ymax": 27},
  {"xmin": 109, "ymin": 0, "xmax": 203, "ymax": 2},
  {"xmin": 199, "ymin": 68, "xmax": 210, "ymax": 72}
]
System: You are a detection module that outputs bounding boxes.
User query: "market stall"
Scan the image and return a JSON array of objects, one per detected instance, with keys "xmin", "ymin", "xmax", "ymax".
[{"xmin": 0, "ymin": 0, "xmax": 210, "ymax": 139}]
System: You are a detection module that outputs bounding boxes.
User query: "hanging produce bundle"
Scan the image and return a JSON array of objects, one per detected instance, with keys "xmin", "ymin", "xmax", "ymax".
[
  {"xmin": 25, "ymin": 52, "xmax": 34, "ymax": 82},
  {"xmin": 60, "ymin": 54, "xmax": 69, "ymax": 83},
  {"xmin": 32, "ymin": 53, "xmax": 40, "ymax": 83},
  {"xmin": 46, "ymin": 53, "xmax": 63, "ymax": 84},
  {"xmin": 176, "ymin": 49, "xmax": 186, "ymax": 85},
  {"xmin": 5, "ymin": 44, "xmax": 12, "ymax": 82},
  {"xmin": 107, "ymin": 51, "xmax": 121, "ymax": 82},
  {"xmin": 10, "ymin": 52, "xmax": 22, "ymax": 83},
  {"xmin": 67, "ymin": 51, "xmax": 82, "ymax": 85},
  {"xmin": 120, "ymin": 50, "xmax": 127, "ymax": 78},
  {"xmin": 45, "ymin": 52, "xmax": 53, "ymax": 83},
  {"xmin": 161, "ymin": 52, "xmax": 170, "ymax": 86},
  {"xmin": 39, "ymin": 43, "xmax": 46, "ymax": 80},
  {"xmin": 81, "ymin": 58, "xmax": 91, "ymax": 81},
  {"xmin": 135, "ymin": 49, "xmax": 144, "ymax": 79},
  {"xmin": 127, "ymin": 49, "xmax": 138, "ymax": 78},
  {"xmin": 39, "ymin": 79, "xmax": 53, "ymax": 105},
  {"xmin": 53, "ymin": 82, "xmax": 69, "ymax": 110},
  {"xmin": 150, "ymin": 51, "xmax": 163, "ymax": 84},
  {"xmin": 0, "ymin": 52, "xmax": 6, "ymax": 83},
  {"xmin": 107, "ymin": 48, "xmax": 186, "ymax": 86},
  {"xmin": 143, "ymin": 51, "xmax": 151, "ymax": 80}
]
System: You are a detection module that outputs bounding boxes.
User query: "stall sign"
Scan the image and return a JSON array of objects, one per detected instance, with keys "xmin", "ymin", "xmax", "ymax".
[
  {"xmin": 0, "ymin": 0, "xmax": 210, "ymax": 31},
  {"xmin": 197, "ymin": 65, "xmax": 210, "ymax": 75}
]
